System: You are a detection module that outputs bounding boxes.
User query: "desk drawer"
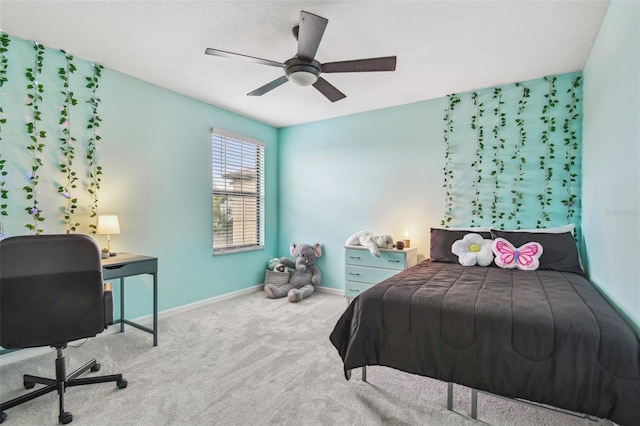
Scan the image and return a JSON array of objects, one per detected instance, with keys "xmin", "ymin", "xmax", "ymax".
[
  {"xmin": 345, "ymin": 265, "xmax": 398, "ymax": 285},
  {"xmin": 345, "ymin": 281, "xmax": 373, "ymax": 298},
  {"xmin": 103, "ymin": 258, "xmax": 157, "ymax": 280},
  {"xmin": 345, "ymin": 249, "xmax": 405, "ymax": 270}
]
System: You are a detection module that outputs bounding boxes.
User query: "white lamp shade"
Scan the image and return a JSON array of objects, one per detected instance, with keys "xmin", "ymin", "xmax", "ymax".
[{"xmin": 97, "ymin": 215, "xmax": 121, "ymax": 235}]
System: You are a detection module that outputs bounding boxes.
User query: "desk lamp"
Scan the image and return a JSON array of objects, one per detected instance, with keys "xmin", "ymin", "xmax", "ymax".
[{"xmin": 97, "ymin": 215, "xmax": 120, "ymax": 256}]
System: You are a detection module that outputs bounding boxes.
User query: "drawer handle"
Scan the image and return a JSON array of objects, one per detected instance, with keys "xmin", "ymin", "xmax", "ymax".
[
  {"xmin": 104, "ymin": 265, "xmax": 125, "ymax": 270},
  {"xmin": 349, "ymin": 256, "xmax": 361, "ymax": 260},
  {"xmin": 348, "ymin": 272, "xmax": 360, "ymax": 276},
  {"xmin": 387, "ymin": 259, "xmax": 400, "ymax": 263},
  {"xmin": 352, "ymin": 289, "xmax": 360, "ymax": 293}
]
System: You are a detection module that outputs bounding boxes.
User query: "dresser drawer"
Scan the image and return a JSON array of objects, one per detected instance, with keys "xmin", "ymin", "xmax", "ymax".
[
  {"xmin": 346, "ymin": 265, "xmax": 399, "ymax": 285},
  {"xmin": 345, "ymin": 281, "xmax": 374, "ymax": 298},
  {"xmin": 344, "ymin": 245, "xmax": 417, "ymax": 299},
  {"xmin": 345, "ymin": 248, "xmax": 405, "ymax": 270}
]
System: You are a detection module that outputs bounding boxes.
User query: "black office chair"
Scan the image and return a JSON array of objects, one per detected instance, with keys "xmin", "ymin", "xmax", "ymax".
[{"xmin": 0, "ymin": 234, "xmax": 127, "ymax": 424}]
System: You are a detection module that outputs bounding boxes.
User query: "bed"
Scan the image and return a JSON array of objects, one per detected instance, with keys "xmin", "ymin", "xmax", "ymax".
[{"xmin": 329, "ymin": 228, "xmax": 640, "ymax": 425}]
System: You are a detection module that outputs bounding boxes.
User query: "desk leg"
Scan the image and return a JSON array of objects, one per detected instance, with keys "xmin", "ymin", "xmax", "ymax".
[
  {"xmin": 471, "ymin": 388, "xmax": 478, "ymax": 419},
  {"xmin": 119, "ymin": 277, "xmax": 125, "ymax": 333},
  {"xmin": 153, "ymin": 272, "xmax": 158, "ymax": 346}
]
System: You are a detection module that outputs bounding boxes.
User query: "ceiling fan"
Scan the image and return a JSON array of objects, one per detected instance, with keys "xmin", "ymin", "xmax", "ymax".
[{"xmin": 204, "ymin": 10, "xmax": 397, "ymax": 102}]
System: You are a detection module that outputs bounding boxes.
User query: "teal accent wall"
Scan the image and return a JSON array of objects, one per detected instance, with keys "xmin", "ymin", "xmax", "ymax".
[
  {"xmin": 442, "ymin": 73, "xmax": 582, "ymax": 231},
  {"xmin": 0, "ymin": 34, "xmax": 279, "ymax": 320},
  {"xmin": 582, "ymin": 0, "xmax": 639, "ymax": 329}
]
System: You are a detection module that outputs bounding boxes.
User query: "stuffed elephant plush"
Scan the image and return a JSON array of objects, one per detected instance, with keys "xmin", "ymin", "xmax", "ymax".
[{"xmin": 264, "ymin": 243, "xmax": 322, "ymax": 302}]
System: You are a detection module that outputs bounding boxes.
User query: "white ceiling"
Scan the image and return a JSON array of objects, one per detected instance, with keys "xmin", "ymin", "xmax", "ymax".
[{"xmin": 1, "ymin": 1, "xmax": 609, "ymax": 128}]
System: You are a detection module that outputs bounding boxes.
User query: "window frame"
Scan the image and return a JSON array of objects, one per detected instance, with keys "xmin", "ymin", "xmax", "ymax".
[{"xmin": 211, "ymin": 128, "xmax": 265, "ymax": 255}]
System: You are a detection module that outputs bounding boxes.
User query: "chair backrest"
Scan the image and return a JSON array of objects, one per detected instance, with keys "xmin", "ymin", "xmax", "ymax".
[{"xmin": 0, "ymin": 234, "xmax": 106, "ymax": 349}]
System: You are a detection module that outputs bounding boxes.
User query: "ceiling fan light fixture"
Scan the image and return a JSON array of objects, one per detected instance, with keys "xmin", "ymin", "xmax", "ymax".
[
  {"xmin": 285, "ymin": 61, "xmax": 320, "ymax": 86},
  {"xmin": 289, "ymin": 70, "xmax": 318, "ymax": 86}
]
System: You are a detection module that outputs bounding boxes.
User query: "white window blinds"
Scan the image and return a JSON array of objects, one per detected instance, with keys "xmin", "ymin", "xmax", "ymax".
[{"xmin": 211, "ymin": 129, "xmax": 265, "ymax": 254}]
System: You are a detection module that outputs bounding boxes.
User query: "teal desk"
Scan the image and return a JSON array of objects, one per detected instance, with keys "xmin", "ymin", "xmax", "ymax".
[{"xmin": 102, "ymin": 253, "xmax": 158, "ymax": 346}]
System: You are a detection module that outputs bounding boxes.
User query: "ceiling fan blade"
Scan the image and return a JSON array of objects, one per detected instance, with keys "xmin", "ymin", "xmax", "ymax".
[
  {"xmin": 205, "ymin": 48, "xmax": 285, "ymax": 68},
  {"xmin": 296, "ymin": 11, "xmax": 328, "ymax": 62},
  {"xmin": 312, "ymin": 77, "xmax": 346, "ymax": 102},
  {"xmin": 247, "ymin": 76, "xmax": 289, "ymax": 96},
  {"xmin": 321, "ymin": 56, "xmax": 397, "ymax": 73}
]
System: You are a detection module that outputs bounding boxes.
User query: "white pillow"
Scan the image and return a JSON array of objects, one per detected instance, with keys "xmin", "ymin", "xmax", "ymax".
[
  {"xmin": 434, "ymin": 226, "xmax": 492, "ymax": 232},
  {"xmin": 436, "ymin": 224, "xmax": 575, "ymax": 235},
  {"xmin": 505, "ymin": 224, "xmax": 575, "ymax": 235}
]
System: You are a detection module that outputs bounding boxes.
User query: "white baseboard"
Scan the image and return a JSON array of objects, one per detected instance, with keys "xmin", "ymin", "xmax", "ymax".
[
  {"xmin": 316, "ymin": 286, "xmax": 345, "ymax": 296},
  {"xmin": 158, "ymin": 285, "xmax": 263, "ymax": 319}
]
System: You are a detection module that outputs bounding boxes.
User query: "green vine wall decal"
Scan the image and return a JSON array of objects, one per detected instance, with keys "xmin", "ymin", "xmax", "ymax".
[
  {"xmin": 57, "ymin": 50, "xmax": 79, "ymax": 233},
  {"xmin": 508, "ymin": 83, "xmax": 530, "ymax": 227},
  {"xmin": 538, "ymin": 76, "xmax": 558, "ymax": 227},
  {"xmin": 441, "ymin": 93, "xmax": 460, "ymax": 226},
  {"xmin": 469, "ymin": 91, "xmax": 484, "ymax": 226},
  {"xmin": 0, "ymin": 33, "xmax": 8, "ymax": 87},
  {"xmin": 441, "ymin": 72, "xmax": 582, "ymax": 230},
  {"xmin": 490, "ymin": 87, "xmax": 506, "ymax": 228},
  {"xmin": 24, "ymin": 41, "xmax": 46, "ymax": 234},
  {"xmin": 562, "ymin": 74, "xmax": 581, "ymax": 223},
  {"xmin": 0, "ymin": 33, "xmax": 10, "ymax": 220},
  {"xmin": 1, "ymin": 33, "xmax": 107, "ymax": 236},
  {"xmin": 86, "ymin": 63, "xmax": 104, "ymax": 233}
]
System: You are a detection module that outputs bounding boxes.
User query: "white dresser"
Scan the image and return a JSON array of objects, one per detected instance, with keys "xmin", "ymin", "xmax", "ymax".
[{"xmin": 344, "ymin": 246, "xmax": 418, "ymax": 298}]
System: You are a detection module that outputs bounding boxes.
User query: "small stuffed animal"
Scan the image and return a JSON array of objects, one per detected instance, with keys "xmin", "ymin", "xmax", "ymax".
[
  {"xmin": 264, "ymin": 243, "xmax": 322, "ymax": 302},
  {"xmin": 267, "ymin": 257, "xmax": 280, "ymax": 270},
  {"xmin": 273, "ymin": 263, "xmax": 289, "ymax": 273},
  {"xmin": 345, "ymin": 231, "xmax": 394, "ymax": 257}
]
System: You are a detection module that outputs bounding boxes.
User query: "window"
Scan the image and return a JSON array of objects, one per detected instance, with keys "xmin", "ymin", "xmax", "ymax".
[{"xmin": 211, "ymin": 129, "xmax": 265, "ymax": 254}]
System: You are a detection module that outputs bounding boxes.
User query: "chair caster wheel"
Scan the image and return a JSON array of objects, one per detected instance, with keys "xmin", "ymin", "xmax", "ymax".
[
  {"xmin": 1, "ymin": 411, "xmax": 8, "ymax": 424},
  {"xmin": 117, "ymin": 379, "xmax": 128, "ymax": 389},
  {"xmin": 24, "ymin": 381, "xmax": 35, "ymax": 389},
  {"xmin": 91, "ymin": 363, "xmax": 101, "ymax": 372},
  {"xmin": 59, "ymin": 411, "xmax": 73, "ymax": 424}
]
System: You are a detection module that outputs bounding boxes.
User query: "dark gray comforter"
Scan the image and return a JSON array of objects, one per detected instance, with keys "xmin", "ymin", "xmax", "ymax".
[{"xmin": 329, "ymin": 261, "xmax": 640, "ymax": 425}]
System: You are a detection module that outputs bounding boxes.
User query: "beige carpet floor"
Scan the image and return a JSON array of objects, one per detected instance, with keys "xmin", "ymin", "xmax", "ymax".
[{"xmin": 0, "ymin": 291, "xmax": 597, "ymax": 425}]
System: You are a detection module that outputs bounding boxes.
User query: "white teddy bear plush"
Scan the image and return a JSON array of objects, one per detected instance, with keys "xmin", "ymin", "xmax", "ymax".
[{"xmin": 345, "ymin": 231, "xmax": 394, "ymax": 258}]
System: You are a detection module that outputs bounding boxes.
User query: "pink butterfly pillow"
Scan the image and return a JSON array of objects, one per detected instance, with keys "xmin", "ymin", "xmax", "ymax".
[{"xmin": 492, "ymin": 238, "xmax": 543, "ymax": 271}]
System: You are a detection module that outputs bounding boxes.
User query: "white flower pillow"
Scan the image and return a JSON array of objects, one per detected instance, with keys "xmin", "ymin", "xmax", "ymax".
[{"xmin": 451, "ymin": 233, "xmax": 494, "ymax": 266}]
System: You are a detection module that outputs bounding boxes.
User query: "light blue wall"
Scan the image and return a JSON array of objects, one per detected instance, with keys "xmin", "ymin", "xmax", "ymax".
[
  {"xmin": 582, "ymin": 0, "xmax": 639, "ymax": 328},
  {"xmin": 97, "ymin": 69, "xmax": 279, "ymax": 317},
  {"xmin": 278, "ymin": 100, "xmax": 447, "ymax": 290},
  {"xmin": 1, "ymin": 35, "xmax": 279, "ymax": 320}
]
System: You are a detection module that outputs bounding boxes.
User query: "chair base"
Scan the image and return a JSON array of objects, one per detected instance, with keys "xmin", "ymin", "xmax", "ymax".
[{"xmin": 0, "ymin": 347, "xmax": 127, "ymax": 424}]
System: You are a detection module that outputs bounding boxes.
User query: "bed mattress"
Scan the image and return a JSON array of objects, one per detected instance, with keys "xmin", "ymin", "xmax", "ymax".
[{"xmin": 329, "ymin": 261, "xmax": 640, "ymax": 425}]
